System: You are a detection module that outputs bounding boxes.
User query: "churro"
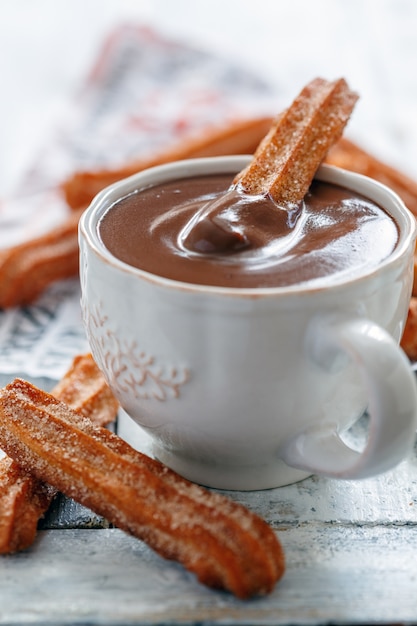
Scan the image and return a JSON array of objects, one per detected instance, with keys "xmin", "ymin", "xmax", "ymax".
[
  {"xmin": 326, "ymin": 137, "xmax": 417, "ymax": 217},
  {"xmin": 0, "ymin": 354, "xmax": 118, "ymax": 554},
  {"xmin": 0, "ymin": 378, "xmax": 284, "ymax": 598},
  {"xmin": 0, "ymin": 456, "xmax": 55, "ymax": 554},
  {"xmin": 51, "ymin": 353, "xmax": 119, "ymax": 427},
  {"xmin": 233, "ymin": 78, "xmax": 358, "ymax": 205},
  {"xmin": 326, "ymin": 137, "xmax": 417, "ymax": 302},
  {"xmin": 0, "ymin": 209, "xmax": 83, "ymax": 309},
  {"xmin": 62, "ymin": 117, "xmax": 274, "ymax": 211},
  {"xmin": 401, "ymin": 297, "xmax": 417, "ymax": 361}
]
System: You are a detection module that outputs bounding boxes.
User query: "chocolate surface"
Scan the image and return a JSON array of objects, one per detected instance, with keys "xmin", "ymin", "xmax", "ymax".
[{"xmin": 99, "ymin": 174, "xmax": 398, "ymax": 288}]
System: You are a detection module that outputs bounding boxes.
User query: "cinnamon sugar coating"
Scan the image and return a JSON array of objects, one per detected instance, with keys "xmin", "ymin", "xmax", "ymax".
[
  {"xmin": 0, "ymin": 354, "xmax": 118, "ymax": 554},
  {"xmin": 234, "ymin": 77, "xmax": 358, "ymax": 205},
  {"xmin": 0, "ymin": 209, "xmax": 83, "ymax": 309},
  {"xmin": 0, "ymin": 456, "xmax": 55, "ymax": 553},
  {"xmin": 51, "ymin": 353, "xmax": 119, "ymax": 427},
  {"xmin": 0, "ymin": 378, "xmax": 284, "ymax": 598},
  {"xmin": 62, "ymin": 117, "xmax": 273, "ymax": 210}
]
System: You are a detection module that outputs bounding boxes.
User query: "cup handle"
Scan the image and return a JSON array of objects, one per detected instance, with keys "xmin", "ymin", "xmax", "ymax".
[{"xmin": 280, "ymin": 314, "xmax": 417, "ymax": 479}]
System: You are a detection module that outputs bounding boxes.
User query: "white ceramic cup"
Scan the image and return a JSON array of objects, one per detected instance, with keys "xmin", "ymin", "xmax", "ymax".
[{"xmin": 79, "ymin": 156, "xmax": 417, "ymax": 490}]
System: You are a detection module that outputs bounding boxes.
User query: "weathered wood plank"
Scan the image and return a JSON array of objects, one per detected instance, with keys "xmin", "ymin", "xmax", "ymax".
[
  {"xmin": 0, "ymin": 525, "xmax": 416, "ymax": 625},
  {"xmin": 38, "ymin": 493, "xmax": 112, "ymax": 530}
]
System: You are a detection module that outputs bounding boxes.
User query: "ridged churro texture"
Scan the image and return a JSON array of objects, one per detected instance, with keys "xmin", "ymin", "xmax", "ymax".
[
  {"xmin": 0, "ymin": 379, "xmax": 285, "ymax": 598},
  {"xmin": 326, "ymin": 137, "xmax": 417, "ymax": 217},
  {"xmin": 0, "ymin": 208, "xmax": 83, "ymax": 309},
  {"xmin": 0, "ymin": 456, "xmax": 55, "ymax": 554},
  {"xmin": 51, "ymin": 353, "xmax": 119, "ymax": 427},
  {"xmin": 233, "ymin": 77, "xmax": 358, "ymax": 205},
  {"xmin": 0, "ymin": 354, "xmax": 118, "ymax": 554},
  {"xmin": 62, "ymin": 117, "xmax": 274, "ymax": 211}
]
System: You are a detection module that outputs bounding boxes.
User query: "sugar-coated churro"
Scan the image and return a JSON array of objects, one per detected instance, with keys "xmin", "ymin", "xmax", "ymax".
[
  {"xmin": 0, "ymin": 209, "xmax": 83, "ymax": 309},
  {"xmin": 0, "ymin": 354, "xmax": 118, "ymax": 554},
  {"xmin": 51, "ymin": 353, "xmax": 119, "ymax": 427},
  {"xmin": 325, "ymin": 136, "xmax": 417, "ymax": 343},
  {"xmin": 62, "ymin": 117, "xmax": 274, "ymax": 211},
  {"xmin": 233, "ymin": 78, "xmax": 358, "ymax": 205},
  {"xmin": 0, "ymin": 378, "xmax": 284, "ymax": 598},
  {"xmin": 0, "ymin": 456, "xmax": 56, "ymax": 554},
  {"xmin": 401, "ymin": 297, "xmax": 417, "ymax": 361},
  {"xmin": 326, "ymin": 137, "xmax": 417, "ymax": 217}
]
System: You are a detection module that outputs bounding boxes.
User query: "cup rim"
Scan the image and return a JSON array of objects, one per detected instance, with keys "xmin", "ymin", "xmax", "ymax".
[{"xmin": 79, "ymin": 156, "xmax": 417, "ymax": 297}]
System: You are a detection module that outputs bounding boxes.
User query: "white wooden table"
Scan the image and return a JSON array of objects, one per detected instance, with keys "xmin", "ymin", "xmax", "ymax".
[{"xmin": 1, "ymin": 1, "xmax": 417, "ymax": 623}]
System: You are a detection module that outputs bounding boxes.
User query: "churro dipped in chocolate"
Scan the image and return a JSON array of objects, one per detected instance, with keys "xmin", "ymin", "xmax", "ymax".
[
  {"xmin": 234, "ymin": 77, "xmax": 358, "ymax": 205},
  {"xmin": 0, "ymin": 379, "xmax": 284, "ymax": 598},
  {"xmin": 180, "ymin": 77, "xmax": 358, "ymax": 256},
  {"xmin": 0, "ymin": 354, "xmax": 118, "ymax": 554}
]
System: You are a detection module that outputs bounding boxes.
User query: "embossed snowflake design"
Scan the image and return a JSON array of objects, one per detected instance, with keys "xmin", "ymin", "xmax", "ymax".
[{"xmin": 84, "ymin": 303, "xmax": 190, "ymax": 401}]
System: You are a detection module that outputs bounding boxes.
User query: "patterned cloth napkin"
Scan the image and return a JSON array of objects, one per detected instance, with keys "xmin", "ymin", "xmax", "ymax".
[{"xmin": 0, "ymin": 24, "xmax": 278, "ymax": 379}]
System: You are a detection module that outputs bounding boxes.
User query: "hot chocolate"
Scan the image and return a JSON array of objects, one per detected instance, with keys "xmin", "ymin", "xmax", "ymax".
[{"xmin": 98, "ymin": 173, "xmax": 398, "ymax": 289}]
